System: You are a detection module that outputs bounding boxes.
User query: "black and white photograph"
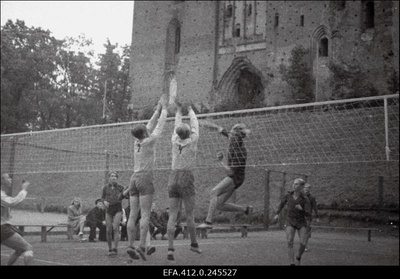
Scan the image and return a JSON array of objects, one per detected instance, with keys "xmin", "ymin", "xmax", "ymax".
[{"xmin": 1, "ymin": 1, "xmax": 398, "ymax": 269}]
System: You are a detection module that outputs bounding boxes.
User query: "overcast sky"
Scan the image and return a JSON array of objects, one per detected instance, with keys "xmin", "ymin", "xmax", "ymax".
[{"xmin": 1, "ymin": 1, "xmax": 135, "ymax": 55}]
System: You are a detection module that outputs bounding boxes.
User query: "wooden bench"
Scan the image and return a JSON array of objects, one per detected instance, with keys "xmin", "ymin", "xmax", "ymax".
[
  {"xmin": 311, "ymin": 225, "xmax": 381, "ymax": 242},
  {"xmin": 16, "ymin": 223, "xmax": 71, "ymax": 243},
  {"xmin": 182, "ymin": 223, "xmax": 252, "ymax": 239}
]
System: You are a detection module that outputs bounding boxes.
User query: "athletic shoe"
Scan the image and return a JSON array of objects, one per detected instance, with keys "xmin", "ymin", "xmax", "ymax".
[
  {"xmin": 89, "ymin": 239, "xmax": 96, "ymax": 243},
  {"xmin": 147, "ymin": 246, "xmax": 156, "ymax": 255},
  {"xmin": 167, "ymin": 249, "xmax": 175, "ymax": 261},
  {"xmin": 137, "ymin": 247, "xmax": 147, "ymax": 261},
  {"xmin": 190, "ymin": 246, "xmax": 202, "ymax": 254},
  {"xmin": 246, "ymin": 206, "xmax": 254, "ymax": 216},
  {"xmin": 108, "ymin": 249, "xmax": 116, "ymax": 256},
  {"xmin": 127, "ymin": 246, "xmax": 140, "ymax": 260},
  {"xmin": 198, "ymin": 222, "xmax": 213, "ymax": 229},
  {"xmin": 80, "ymin": 238, "xmax": 88, "ymax": 242},
  {"xmin": 167, "ymin": 253, "xmax": 175, "ymax": 261},
  {"xmin": 296, "ymin": 256, "xmax": 301, "ymax": 266},
  {"xmin": 112, "ymin": 248, "xmax": 118, "ymax": 255},
  {"xmin": 161, "ymin": 236, "xmax": 167, "ymax": 240}
]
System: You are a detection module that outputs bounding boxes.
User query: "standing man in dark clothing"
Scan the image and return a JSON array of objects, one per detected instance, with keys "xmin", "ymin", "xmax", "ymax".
[
  {"xmin": 274, "ymin": 178, "xmax": 311, "ymax": 266},
  {"xmin": 85, "ymin": 199, "xmax": 106, "ymax": 242},
  {"xmin": 303, "ymin": 183, "xmax": 319, "ymax": 252},
  {"xmin": 101, "ymin": 171, "xmax": 125, "ymax": 256}
]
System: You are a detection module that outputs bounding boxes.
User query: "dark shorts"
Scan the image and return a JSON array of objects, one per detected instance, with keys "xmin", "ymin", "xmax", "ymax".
[
  {"xmin": 129, "ymin": 171, "xmax": 155, "ymax": 196},
  {"xmin": 168, "ymin": 170, "xmax": 195, "ymax": 199},
  {"xmin": 286, "ymin": 218, "xmax": 307, "ymax": 230},
  {"xmin": 106, "ymin": 203, "xmax": 122, "ymax": 217},
  {"xmin": 229, "ymin": 167, "xmax": 246, "ymax": 189},
  {"xmin": 1, "ymin": 224, "xmax": 23, "ymax": 242}
]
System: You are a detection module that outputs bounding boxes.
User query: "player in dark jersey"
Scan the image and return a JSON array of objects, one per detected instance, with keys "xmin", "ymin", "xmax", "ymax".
[
  {"xmin": 274, "ymin": 178, "xmax": 311, "ymax": 265},
  {"xmin": 198, "ymin": 123, "xmax": 253, "ymax": 229}
]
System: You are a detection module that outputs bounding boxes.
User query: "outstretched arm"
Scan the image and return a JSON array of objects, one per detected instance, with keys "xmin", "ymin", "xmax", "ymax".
[
  {"xmin": 199, "ymin": 120, "xmax": 228, "ymax": 138},
  {"xmin": 0, "ymin": 181, "xmax": 29, "ymax": 207},
  {"xmin": 149, "ymin": 95, "xmax": 168, "ymax": 139},
  {"xmin": 188, "ymin": 106, "xmax": 199, "ymax": 140}
]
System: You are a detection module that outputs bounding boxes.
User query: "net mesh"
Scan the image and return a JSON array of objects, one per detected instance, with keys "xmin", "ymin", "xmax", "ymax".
[{"xmin": 1, "ymin": 95, "xmax": 399, "ymax": 175}]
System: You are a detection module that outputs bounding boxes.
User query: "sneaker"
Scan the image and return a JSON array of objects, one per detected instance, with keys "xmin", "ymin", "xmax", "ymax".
[
  {"xmin": 147, "ymin": 246, "xmax": 156, "ymax": 256},
  {"xmin": 167, "ymin": 248, "xmax": 175, "ymax": 261},
  {"xmin": 127, "ymin": 246, "xmax": 140, "ymax": 260},
  {"xmin": 198, "ymin": 222, "xmax": 213, "ymax": 229},
  {"xmin": 112, "ymin": 248, "xmax": 118, "ymax": 255},
  {"xmin": 167, "ymin": 254, "xmax": 175, "ymax": 261},
  {"xmin": 80, "ymin": 238, "xmax": 88, "ymax": 242},
  {"xmin": 89, "ymin": 239, "xmax": 96, "ymax": 243},
  {"xmin": 108, "ymin": 249, "xmax": 116, "ymax": 256},
  {"xmin": 190, "ymin": 246, "xmax": 202, "ymax": 254},
  {"xmin": 161, "ymin": 236, "xmax": 167, "ymax": 240},
  {"xmin": 136, "ymin": 247, "xmax": 147, "ymax": 261},
  {"xmin": 246, "ymin": 206, "xmax": 254, "ymax": 216}
]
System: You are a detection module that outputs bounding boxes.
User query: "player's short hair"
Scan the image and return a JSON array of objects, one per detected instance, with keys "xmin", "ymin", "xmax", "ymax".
[
  {"xmin": 175, "ymin": 123, "xmax": 191, "ymax": 139},
  {"xmin": 231, "ymin": 123, "xmax": 250, "ymax": 138},
  {"xmin": 131, "ymin": 124, "xmax": 148, "ymax": 140},
  {"xmin": 108, "ymin": 171, "xmax": 118, "ymax": 178},
  {"xmin": 294, "ymin": 178, "xmax": 306, "ymax": 187},
  {"xmin": 95, "ymin": 199, "xmax": 103, "ymax": 205}
]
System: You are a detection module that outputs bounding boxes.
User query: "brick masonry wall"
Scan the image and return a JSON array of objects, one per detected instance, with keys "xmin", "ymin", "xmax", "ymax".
[{"xmin": 129, "ymin": 1, "xmax": 399, "ymax": 115}]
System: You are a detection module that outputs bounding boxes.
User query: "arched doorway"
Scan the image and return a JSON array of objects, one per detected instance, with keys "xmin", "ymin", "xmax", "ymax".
[{"xmin": 216, "ymin": 57, "xmax": 266, "ymax": 111}]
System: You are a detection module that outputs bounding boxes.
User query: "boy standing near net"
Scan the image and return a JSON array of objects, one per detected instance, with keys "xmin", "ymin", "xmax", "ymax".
[
  {"xmin": 1, "ymin": 174, "xmax": 34, "ymax": 265},
  {"xmin": 126, "ymin": 94, "xmax": 168, "ymax": 261},
  {"xmin": 101, "ymin": 171, "xmax": 125, "ymax": 256},
  {"xmin": 166, "ymin": 101, "xmax": 202, "ymax": 261},
  {"xmin": 274, "ymin": 178, "xmax": 311, "ymax": 266},
  {"xmin": 198, "ymin": 122, "xmax": 253, "ymax": 229}
]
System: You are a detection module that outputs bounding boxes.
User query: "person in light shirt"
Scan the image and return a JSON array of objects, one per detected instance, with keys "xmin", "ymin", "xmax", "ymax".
[
  {"xmin": 1, "ymin": 173, "xmax": 34, "ymax": 265},
  {"xmin": 126, "ymin": 94, "xmax": 168, "ymax": 261},
  {"xmin": 166, "ymin": 101, "xmax": 202, "ymax": 261}
]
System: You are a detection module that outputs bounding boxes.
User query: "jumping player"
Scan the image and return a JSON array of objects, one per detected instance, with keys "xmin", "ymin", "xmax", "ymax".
[
  {"xmin": 126, "ymin": 94, "xmax": 168, "ymax": 261},
  {"xmin": 274, "ymin": 178, "xmax": 311, "ymax": 266},
  {"xmin": 1, "ymin": 174, "xmax": 34, "ymax": 265},
  {"xmin": 166, "ymin": 101, "xmax": 202, "ymax": 261},
  {"xmin": 198, "ymin": 122, "xmax": 253, "ymax": 229}
]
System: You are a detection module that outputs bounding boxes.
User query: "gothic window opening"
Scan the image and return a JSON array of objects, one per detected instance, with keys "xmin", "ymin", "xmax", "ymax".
[
  {"xmin": 319, "ymin": 37, "xmax": 329, "ymax": 57},
  {"xmin": 247, "ymin": 4, "xmax": 252, "ymax": 16},
  {"xmin": 226, "ymin": 4, "xmax": 233, "ymax": 18},
  {"xmin": 362, "ymin": 0, "xmax": 375, "ymax": 29},
  {"xmin": 175, "ymin": 26, "xmax": 181, "ymax": 54},
  {"xmin": 274, "ymin": 13, "xmax": 279, "ymax": 28},
  {"xmin": 234, "ymin": 23, "xmax": 241, "ymax": 37}
]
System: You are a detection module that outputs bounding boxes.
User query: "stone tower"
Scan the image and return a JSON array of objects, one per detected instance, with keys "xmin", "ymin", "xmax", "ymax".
[{"xmin": 128, "ymin": 1, "xmax": 399, "ymax": 118}]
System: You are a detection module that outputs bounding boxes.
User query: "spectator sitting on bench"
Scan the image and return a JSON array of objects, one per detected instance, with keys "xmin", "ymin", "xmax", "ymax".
[
  {"xmin": 85, "ymin": 199, "xmax": 106, "ymax": 242},
  {"xmin": 152, "ymin": 207, "xmax": 168, "ymax": 240},
  {"xmin": 67, "ymin": 197, "xmax": 87, "ymax": 242}
]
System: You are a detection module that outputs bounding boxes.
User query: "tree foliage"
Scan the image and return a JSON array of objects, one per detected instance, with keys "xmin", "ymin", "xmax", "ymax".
[
  {"xmin": 1, "ymin": 20, "xmax": 131, "ymax": 134},
  {"xmin": 279, "ymin": 45, "xmax": 315, "ymax": 104}
]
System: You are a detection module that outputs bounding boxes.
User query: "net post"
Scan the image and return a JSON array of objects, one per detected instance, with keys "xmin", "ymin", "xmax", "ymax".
[
  {"xmin": 104, "ymin": 150, "xmax": 110, "ymax": 186},
  {"xmin": 378, "ymin": 176, "xmax": 384, "ymax": 209},
  {"xmin": 384, "ymin": 97, "xmax": 390, "ymax": 161},
  {"xmin": 264, "ymin": 169, "xmax": 270, "ymax": 230},
  {"xmin": 279, "ymin": 172, "xmax": 287, "ymax": 229}
]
